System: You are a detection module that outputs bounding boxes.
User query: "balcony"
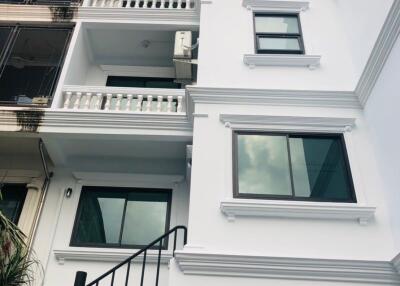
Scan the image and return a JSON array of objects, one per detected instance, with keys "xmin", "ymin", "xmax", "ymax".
[
  {"xmin": 83, "ymin": 0, "xmax": 196, "ymax": 9},
  {"xmin": 61, "ymin": 86, "xmax": 186, "ymax": 113}
]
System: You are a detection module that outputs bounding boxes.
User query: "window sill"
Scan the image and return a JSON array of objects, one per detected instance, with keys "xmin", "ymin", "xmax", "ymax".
[
  {"xmin": 53, "ymin": 248, "xmax": 173, "ymax": 265},
  {"xmin": 243, "ymin": 54, "xmax": 321, "ymax": 69},
  {"xmin": 220, "ymin": 199, "xmax": 375, "ymax": 225}
]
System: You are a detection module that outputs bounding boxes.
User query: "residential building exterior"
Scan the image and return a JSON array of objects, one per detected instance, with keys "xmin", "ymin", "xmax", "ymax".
[{"xmin": 0, "ymin": 0, "xmax": 399, "ymax": 285}]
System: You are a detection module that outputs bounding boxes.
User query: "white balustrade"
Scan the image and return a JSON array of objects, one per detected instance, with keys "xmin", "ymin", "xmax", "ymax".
[
  {"xmin": 87, "ymin": 0, "xmax": 195, "ymax": 9},
  {"xmin": 62, "ymin": 90, "xmax": 185, "ymax": 114}
]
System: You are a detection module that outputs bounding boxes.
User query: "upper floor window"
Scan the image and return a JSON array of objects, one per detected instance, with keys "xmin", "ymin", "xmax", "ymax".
[
  {"xmin": 0, "ymin": 25, "xmax": 72, "ymax": 106},
  {"xmin": 254, "ymin": 14, "xmax": 304, "ymax": 54},
  {"xmin": 233, "ymin": 132, "xmax": 356, "ymax": 203},
  {"xmin": 0, "ymin": 184, "xmax": 28, "ymax": 224},
  {"xmin": 71, "ymin": 186, "xmax": 172, "ymax": 249}
]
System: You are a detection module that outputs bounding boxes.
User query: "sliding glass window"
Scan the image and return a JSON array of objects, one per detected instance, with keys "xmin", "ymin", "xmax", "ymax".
[
  {"xmin": 0, "ymin": 25, "xmax": 72, "ymax": 105},
  {"xmin": 71, "ymin": 186, "xmax": 172, "ymax": 249},
  {"xmin": 234, "ymin": 132, "xmax": 356, "ymax": 202}
]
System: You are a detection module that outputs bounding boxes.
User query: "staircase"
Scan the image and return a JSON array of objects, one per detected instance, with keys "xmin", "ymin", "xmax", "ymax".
[{"xmin": 73, "ymin": 225, "xmax": 187, "ymax": 286}]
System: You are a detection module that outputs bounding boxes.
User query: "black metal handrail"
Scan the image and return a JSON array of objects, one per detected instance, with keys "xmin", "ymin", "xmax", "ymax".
[{"xmin": 73, "ymin": 225, "xmax": 187, "ymax": 286}]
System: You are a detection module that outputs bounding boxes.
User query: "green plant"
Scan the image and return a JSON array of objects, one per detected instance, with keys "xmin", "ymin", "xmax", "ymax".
[{"xmin": 0, "ymin": 200, "xmax": 41, "ymax": 285}]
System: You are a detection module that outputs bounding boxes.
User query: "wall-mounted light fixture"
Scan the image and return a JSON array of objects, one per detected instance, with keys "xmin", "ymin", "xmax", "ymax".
[{"xmin": 65, "ymin": 188, "xmax": 73, "ymax": 198}]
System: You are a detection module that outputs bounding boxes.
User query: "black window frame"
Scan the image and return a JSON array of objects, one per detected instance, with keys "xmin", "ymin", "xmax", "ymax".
[
  {"xmin": 106, "ymin": 76, "xmax": 183, "ymax": 89},
  {"xmin": 232, "ymin": 131, "xmax": 357, "ymax": 203},
  {"xmin": 253, "ymin": 13, "xmax": 305, "ymax": 55},
  {"xmin": 70, "ymin": 186, "xmax": 173, "ymax": 250},
  {"xmin": 0, "ymin": 183, "xmax": 28, "ymax": 224},
  {"xmin": 0, "ymin": 23, "xmax": 74, "ymax": 107}
]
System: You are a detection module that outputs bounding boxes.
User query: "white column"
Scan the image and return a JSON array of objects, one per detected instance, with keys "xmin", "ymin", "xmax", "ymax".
[
  {"xmin": 95, "ymin": 93, "xmax": 103, "ymax": 110},
  {"xmin": 157, "ymin": 95, "xmax": 163, "ymax": 112},
  {"xmin": 177, "ymin": 95, "xmax": 183, "ymax": 112},
  {"xmin": 126, "ymin": 94, "xmax": 133, "ymax": 111},
  {"xmin": 146, "ymin": 95, "xmax": 153, "ymax": 111},
  {"xmin": 84, "ymin": 92, "xmax": 92, "ymax": 110},
  {"xmin": 167, "ymin": 95, "xmax": 173, "ymax": 112},
  {"xmin": 115, "ymin": 94, "xmax": 123, "ymax": 111},
  {"xmin": 104, "ymin": 93, "xmax": 113, "ymax": 110},
  {"xmin": 63, "ymin": 92, "xmax": 72, "ymax": 109},
  {"xmin": 73, "ymin": 92, "xmax": 82, "ymax": 110},
  {"xmin": 18, "ymin": 179, "xmax": 43, "ymax": 239},
  {"xmin": 136, "ymin": 94, "xmax": 143, "ymax": 111}
]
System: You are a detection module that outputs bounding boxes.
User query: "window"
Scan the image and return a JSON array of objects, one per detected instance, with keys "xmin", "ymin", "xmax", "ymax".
[
  {"xmin": 233, "ymin": 132, "xmax": 356, "ymax": 202},
  {"xmin": 254, "ymin": 14, "xmax": 304, "ymax": 54},
  {"xmin": 71, "ymin": 186, "xmax": 172, "ymax": 249},
  {"xmin": 0, "ymin": 25, "xmax": 72, "ymax": 106},
  {"xmin": 0, "ymin": 184, "xmax": 28, "ymax": 223},
  {"xmin": 106, "ymin": 76, "xmax": 182, "ymax": 89}
]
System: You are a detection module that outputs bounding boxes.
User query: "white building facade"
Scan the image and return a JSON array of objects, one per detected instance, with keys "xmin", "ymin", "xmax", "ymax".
[{"xmin": 0, "ymin": 0, "xmax": 400, "ymax": 285}]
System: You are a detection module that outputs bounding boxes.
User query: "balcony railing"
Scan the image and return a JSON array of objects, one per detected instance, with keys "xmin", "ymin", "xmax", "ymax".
[
  {"xmin": 83, "ymin": 0, "xmax": 196, "ymax": 9},
  {"xmin": 61, "ymin": 87, "xmax": 186, "ymax": 113}
]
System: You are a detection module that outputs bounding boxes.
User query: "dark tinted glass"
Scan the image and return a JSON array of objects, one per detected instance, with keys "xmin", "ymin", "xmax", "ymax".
[
  {"xmin": 237, "ymin": 134, "xmax": 292, "ymax": 196},
  {"xmin": 0, "ymin": 27, "xmax": 71, "ymax": 104},
  {"xmin": 72, "ymin": 187, "xmax": 171, "ymax": 248},
  {"xmin": 0, "ymin": 27, "xmax": 12, "ymax": 57},
  {"xmin": 0, "ymin": 184, "xmax": 27, "ymax": 223},
  {"xmin": 73, "ymin": 190, "xmax": 125, "ymax": 245},
  {"xmin": 289, "ymin": 136, "xmax": 355, "ymax": 202},
  {"xmin": 107, "ymin": 76, "xmax": 181, "ymax": 89},
  {"xmin": 122, "ymin": 191, "xmax": 170, "ymax": 247},
  {"xmin": 235, "ymin": 133, "xmax": 356, "ymax": 202}
]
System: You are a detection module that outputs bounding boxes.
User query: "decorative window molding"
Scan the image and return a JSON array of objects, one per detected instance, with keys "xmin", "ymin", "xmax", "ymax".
[
  {"xmin": 53, "ymin": 248, "xmax": 172, "ymax": 265},
  {"xmin": 219, "ymin": 114, "xmax": 356, "ymax": 133},
  {"xmin": 174, "ymin": 250, "xmax": 400, "ymax": 284},
  {"xmin": 243, "ymin": 54, "xmax": 321, "ymax": 69},
  {"xmin": 242, "ymin": 0, "xmax": 309, "ymax": 12},
  {"xmin": 220, "ymin": 199, "xmax": 376, "ymax": 225}
]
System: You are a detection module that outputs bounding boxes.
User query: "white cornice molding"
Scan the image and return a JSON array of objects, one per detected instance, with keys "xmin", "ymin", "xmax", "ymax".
[
  {"xmin": 356, "ymin": 0, "xmax": 400, "ymax": 107},
  {"xmin": 76, "ymin": 7, "xmax": 200, "ymax": 25},
  {"xmin": 220, "ymin": 199, "xmax": 376, "ymax": 225},
  {"xmin": 243, "ymin": 54, "xmax": 321, "ymax": 69},
  {"xmin": 0, "ymin": 107, "xmax": 192, "ymax": 134},
  {"xmin": 54, "ymin": 248, "xmax": 172, "ymax": 265},
  {"xmin": 242, "ymin": 0, "xmax": 309, "ymax": 12},
  {"xmin": 186, "ymin": 86, "xmax": 361, "ymax": 109},
  {"xmin": 0, "ymin": 5, "xmax": 200, "ymax": 26},
  {"xmin": 174, "ymin": 251, "xmax": 400, "ymax": 284},
  {"xmin": 219, "ymin": 114, "xmax": 356, "ymax": 133},
  {"xmin": 393, "ymin": 253, "xmax": 400, "ymax": 274}
]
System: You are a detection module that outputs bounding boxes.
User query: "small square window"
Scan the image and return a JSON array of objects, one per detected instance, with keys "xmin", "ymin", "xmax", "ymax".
[
  {"xmin": 233, "ymin": 132, "xmax": 356, "ymax": 203},
  {"xmin": 254, "ymin": 14, "xmax": 304, "ymax": 54},
  {"xmin": 71, "ymin": 186, "xmax": 172, "ymax": 249}
]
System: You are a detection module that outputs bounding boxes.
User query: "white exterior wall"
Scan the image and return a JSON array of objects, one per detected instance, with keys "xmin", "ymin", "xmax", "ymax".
[
  {"xmin": 31, "ymin": 168, "xmax": 190, "ymax": 286},
  {"xmin": 335, "ymin": 0, "xmax": 393, "ymax": 77},
  {"xmin": 364, "ymin": 34, "xmax": 400, "ymax": 251},
  {"xmin": 197, "ymin": 0, "xmax": 354, "ymax": 90},
  {"xmin": 184, "ymin": 103, "xmax": 394, "ymax": 259}
]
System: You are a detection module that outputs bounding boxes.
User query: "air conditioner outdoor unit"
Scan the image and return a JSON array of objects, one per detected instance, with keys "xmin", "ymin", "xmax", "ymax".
[{"xmin": 174, "ymin": 31, "xmax": 193, "ymax": 82}]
